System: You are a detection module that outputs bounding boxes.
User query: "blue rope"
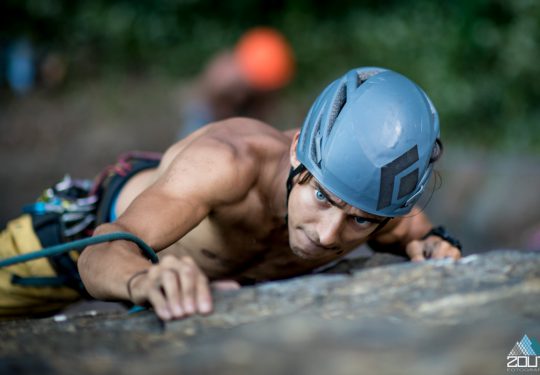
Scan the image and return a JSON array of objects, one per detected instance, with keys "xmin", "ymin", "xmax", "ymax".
[{"xmin": 0, "ymin": 232, "xmax": 159, "ymax": 268}]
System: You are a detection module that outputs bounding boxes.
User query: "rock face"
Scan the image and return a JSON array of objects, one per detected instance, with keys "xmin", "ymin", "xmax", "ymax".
[{"xmin": 0, "ymin": 250, "xmax": 539, "ymax": 375}]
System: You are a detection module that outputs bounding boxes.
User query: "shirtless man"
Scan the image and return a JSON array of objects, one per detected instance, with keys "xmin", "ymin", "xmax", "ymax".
[{"xmin": 78, "ymin": 67, "xmax": 462, "ymax": 321}]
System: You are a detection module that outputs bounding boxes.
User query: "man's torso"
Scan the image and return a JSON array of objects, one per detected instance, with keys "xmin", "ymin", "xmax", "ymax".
[{"xmin": 113, "ymin": 119, "xmax": 353, "ymax": 283}]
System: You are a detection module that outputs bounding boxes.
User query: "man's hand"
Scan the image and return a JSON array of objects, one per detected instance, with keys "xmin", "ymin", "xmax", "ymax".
[
  {"xmin": 128, "ymin": 255, "xmax": 240, "ymax": 321},
  {"xmin": 405, "ymin": 235, "xmax": 462, "ymax": 262}
]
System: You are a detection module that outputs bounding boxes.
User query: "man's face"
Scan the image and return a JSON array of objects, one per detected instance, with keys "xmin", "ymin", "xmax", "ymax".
[{"xmin": 287, "ymin": 174, "xmax": 386, "ymax": 260}]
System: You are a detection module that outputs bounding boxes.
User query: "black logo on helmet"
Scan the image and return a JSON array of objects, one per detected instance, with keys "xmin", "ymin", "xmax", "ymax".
[{"xmin": 377, "ymin": 146, "xmax": 419, "ymax": 211}]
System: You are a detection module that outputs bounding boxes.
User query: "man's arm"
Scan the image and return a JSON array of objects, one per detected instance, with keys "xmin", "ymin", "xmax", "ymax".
[
  {"xmin": 368, "ymin": 207, "xmax": 461, "ymax": 261},
  {"xmin": 78, "ymin": 136, "xmax": 256, "ymax": 320}
]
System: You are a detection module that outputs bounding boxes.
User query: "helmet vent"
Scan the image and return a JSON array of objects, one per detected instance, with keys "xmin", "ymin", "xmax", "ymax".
[
  {"xmin": 311, "ymin": 118, "xmax": 323, "ymax": 167},
  {"xmin": 326, "ymin": 83, "xmax": 347, "ymax": 136},
  {"xmin": 357, "ymin": 69, "xmax": 380, "ymax": 84}
]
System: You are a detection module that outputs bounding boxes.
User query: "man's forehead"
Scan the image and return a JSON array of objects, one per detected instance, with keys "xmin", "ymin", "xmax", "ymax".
[{"xmin": 312, "ymin": 179, "xmax": 383, "ymax": 220}]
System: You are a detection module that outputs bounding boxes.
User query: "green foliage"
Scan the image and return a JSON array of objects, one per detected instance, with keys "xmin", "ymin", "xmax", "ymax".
[{"xmin": 1, "ymin": 0, "xmax": 539, "ymax": 150}]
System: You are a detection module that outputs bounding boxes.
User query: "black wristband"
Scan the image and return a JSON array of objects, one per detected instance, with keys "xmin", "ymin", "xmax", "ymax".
[{"xmin": 421, "ymin": 226, "xmax": 462, "ymax": 252}]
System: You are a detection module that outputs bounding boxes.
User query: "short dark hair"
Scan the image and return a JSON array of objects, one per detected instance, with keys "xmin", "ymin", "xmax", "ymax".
[
  {"xmin": 297, "ymin": 169, "xmax": 313, "ymax": 185},
  {"xmin": 430, "ymin": 138, "xmax": 443, "ymax": 163}
]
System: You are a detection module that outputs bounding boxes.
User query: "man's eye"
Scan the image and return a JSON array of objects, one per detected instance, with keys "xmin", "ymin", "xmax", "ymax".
[
  {"xmin": 315, "ymin": 189, "xmax": 327, "ymax": 202},
  {"xmin": 353, "ymin": 216, "xmax": 372, "ymax": 227}
]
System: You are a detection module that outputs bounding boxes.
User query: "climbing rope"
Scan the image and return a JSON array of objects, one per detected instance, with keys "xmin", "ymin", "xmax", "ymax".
[{"xmin": 0, "ymin": 232, "xmax": 159, "ymax": 269}]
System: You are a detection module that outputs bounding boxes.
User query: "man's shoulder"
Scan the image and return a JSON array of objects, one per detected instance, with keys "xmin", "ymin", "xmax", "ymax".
[
  {"xmin": 201, "ymin": 117, "xmax": 293, "ymax": 155},
  {"xmin": 164, "ymin": 120, "xmax": 269, "ymax": 175},
  {"xmin": 216, "ymin": 117, "xmax": 288, "ymax": 137},
  {"xmin": 162, "ymin": 117, "xmax": 293, "ymax": 179}
]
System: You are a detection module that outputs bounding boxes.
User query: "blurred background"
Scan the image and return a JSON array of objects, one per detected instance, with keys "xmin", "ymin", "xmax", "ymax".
[{"xmin": 0, "ymin": 0, "xmax": 539, "ymax": 253}]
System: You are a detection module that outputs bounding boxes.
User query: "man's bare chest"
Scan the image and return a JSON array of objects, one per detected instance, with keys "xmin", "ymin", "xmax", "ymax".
[{"xmin": 159, "ymin": 216, "xmax": 326, "ymax": 283}]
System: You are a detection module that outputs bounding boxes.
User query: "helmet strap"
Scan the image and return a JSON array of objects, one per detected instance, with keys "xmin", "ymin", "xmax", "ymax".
[
  {"xmin": 371, "ymin": 217, "xmax": 392, "ymax": 235},
  {"xmin": 284, "ymin": 164, "xmax": 306, "ymax": 224}
]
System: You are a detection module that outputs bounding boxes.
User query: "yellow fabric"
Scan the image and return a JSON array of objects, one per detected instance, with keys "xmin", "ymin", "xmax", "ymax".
[{"xmin": 0, "ymin": 214, "xmax": 81, "ymax": 317}]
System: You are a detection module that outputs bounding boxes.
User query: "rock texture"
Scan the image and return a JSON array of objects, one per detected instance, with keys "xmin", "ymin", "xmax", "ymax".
[{"xmin": 0, "ymin": 250, "xmax": 538, "ymax": 375}]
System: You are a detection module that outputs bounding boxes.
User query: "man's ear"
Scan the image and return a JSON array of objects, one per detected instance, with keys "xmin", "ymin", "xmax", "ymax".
[{"xmin": 290, "ymin": 131, "xmax": 301, "ymax": 167}]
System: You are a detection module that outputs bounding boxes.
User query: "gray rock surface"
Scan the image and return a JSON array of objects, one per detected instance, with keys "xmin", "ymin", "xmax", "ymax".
[{"xmin": 0, "ymin": 250, "xmax": 538, "ymax": 375}]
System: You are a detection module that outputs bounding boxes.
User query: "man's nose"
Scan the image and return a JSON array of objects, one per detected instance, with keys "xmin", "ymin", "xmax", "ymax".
[{"xmin": 316, "ymin": 210, "xmax": 345, "ymax": 248}]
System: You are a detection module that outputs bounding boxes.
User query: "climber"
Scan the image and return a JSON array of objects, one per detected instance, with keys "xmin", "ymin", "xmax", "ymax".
[
  {"xmin": 77, "ymin": 67, "xmax": 462, "ymax": 321},
  {"xmin": 178, "ymin": 26, "xmax": 295, "ymax": 138}
]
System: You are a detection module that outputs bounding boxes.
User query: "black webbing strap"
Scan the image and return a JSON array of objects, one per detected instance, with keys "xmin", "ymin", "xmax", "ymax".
[
  {"xmin": 285, "ymin": 164, "xmax": 306, "ymax": 224},
  {"xmin": 286, "ymin": 164, "xmax": 306, "ymax": 206},
  {"xmin": 94, "ymin": 159, "xmax": 161, "ymax": 225},
  {"xmin": 371, "ymin": 217, "xmax": 392, "ymax": 235}
]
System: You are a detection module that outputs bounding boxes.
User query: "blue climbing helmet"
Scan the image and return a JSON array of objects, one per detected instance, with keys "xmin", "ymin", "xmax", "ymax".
[{"xmin": 295, "ymin": 67, "xmax": 441, "ymax": 217}]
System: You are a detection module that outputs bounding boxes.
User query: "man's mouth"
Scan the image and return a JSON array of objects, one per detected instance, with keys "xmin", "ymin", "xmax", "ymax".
[{"xmin": 294, "ymin": 229, "xmax": 337, "ymax": 258}]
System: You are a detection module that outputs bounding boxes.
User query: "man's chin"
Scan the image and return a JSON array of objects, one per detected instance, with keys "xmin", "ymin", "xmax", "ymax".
[{"xmin": 290, "ymin": 246, "xmax": 326, "ymax": 260}]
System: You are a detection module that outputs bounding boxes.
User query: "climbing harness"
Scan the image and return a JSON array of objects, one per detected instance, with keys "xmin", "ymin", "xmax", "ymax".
[
  {"xmin": 0, "ymin": 231, "xmax": 158, "ymax": 317},
  {"xmin": 23, "ymin": 175, "xmax": 98, "ymax": 239},
  {"xmin": 1, "ymin": 151, "xmax": 162, "ymax": 294}
]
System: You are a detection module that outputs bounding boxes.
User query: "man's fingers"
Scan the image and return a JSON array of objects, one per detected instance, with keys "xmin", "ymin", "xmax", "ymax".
[
  {"xmin": 177, "ymin": 259, "xmax": 198, "ymax": 315},
  {"xmin": 406, "ymin": 241, "xmax": 426, "ymax": 262},
  {"xmin": 196, "ymin": 273, "xmax": 212, "ymax": 314},
  {"xmin": 161, "ymin": 269, "xmax": 184, "ymax": 318},
  {"xmin": 148, "ymin": 287, "xmax": 171, "ymax": 321},
  {"xmin": 430, "ymin": 242, "xmax": 447, "ymax": 259},
  {"xmin": 143, "ymin": 255, "xmax": 214, "ymax": 320},
  {"xmin": 429, "ymin": 241, "xmax": 462, "ymax": 260},
  {"xmin": 447, "ymin": 247, "xmax": 462, "ymax": 260},
  {"xmin": 407, "ymin": 239, "xmax": 462, "ymax": 263},
  {"xmin": 211, "ymin": 280, "xmax": 241, "ymax": 291}
]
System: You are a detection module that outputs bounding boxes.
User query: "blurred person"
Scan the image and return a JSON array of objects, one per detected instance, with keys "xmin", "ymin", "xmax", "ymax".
[
  {"xmin": 5, "ymin": 38, "xmax": 35, "ymax": 95},
  {"xmin": 0, "ymin": 67, "xmax": 462, "ymax": 319},
  {"xmin": 178, "ymin": 27, "xmax": 295, "ymax": 138}
]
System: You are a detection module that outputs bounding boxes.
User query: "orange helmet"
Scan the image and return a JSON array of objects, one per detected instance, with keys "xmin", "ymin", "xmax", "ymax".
[{"xmin": 234, "ymin": 27, "xmax": 295, "ymax": 91}]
